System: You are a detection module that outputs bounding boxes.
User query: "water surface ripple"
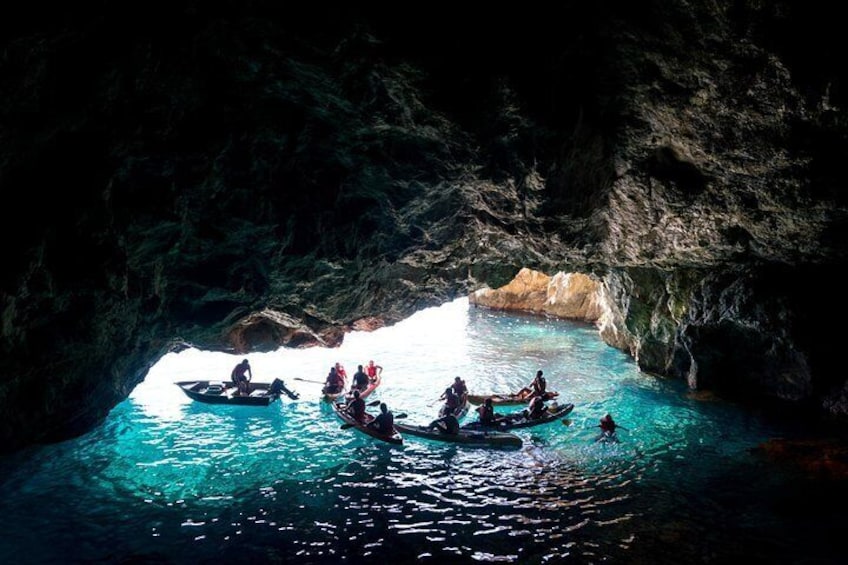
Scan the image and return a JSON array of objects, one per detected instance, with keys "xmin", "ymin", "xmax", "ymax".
[{"xmin": 0, "ymin": 299, "xmax": 842, "ymax": 564}]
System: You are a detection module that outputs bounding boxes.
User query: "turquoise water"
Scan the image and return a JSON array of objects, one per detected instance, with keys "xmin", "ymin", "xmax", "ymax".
[{"xmin": 0, "ymin": 298, "xmax": 843, "ymax": 564}]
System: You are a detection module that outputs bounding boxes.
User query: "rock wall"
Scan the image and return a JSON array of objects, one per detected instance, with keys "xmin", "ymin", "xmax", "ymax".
[
  {"xmin": 475, "ymin": 264, "xmax": 848, "ymax": 418},
  {"xmin": 2, "ymin": 1, "xmax": 848, "ymax": 453}
]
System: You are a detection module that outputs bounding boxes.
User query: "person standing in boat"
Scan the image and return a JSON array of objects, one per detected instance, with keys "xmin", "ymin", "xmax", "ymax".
[
  {"xmin": 345, "ymin": 389, "xmax": 367, "ymax": 422},
  {"xmin": 231, "ymin": 359, "xmax": 252, "ymax": 395},
  {"xmin": 365, "ymin": 360, "xmax": 382, "ymax": 381},
  {"xmin": 367, "ymin": 402, "xmax": 394, "ymax": 434},
  {"xmin": 323, "ymin": 366, "xmax": 344, "ymax": 395},
  {"xmin": 351, "ymin": 364, "xmax": 369, "ymax": 393}
]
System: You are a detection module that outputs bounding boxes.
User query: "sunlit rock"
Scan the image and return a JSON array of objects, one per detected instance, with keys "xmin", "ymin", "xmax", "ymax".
[
  {"xmin": 545, "ymin": 272, "xmax": 604, "ymax": 321},
  {"xmin": 469, "ymin": 268, "xmax": 603, "ymax": 322}
]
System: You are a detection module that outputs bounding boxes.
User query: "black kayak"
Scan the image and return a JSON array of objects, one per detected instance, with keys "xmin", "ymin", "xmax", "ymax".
[
  {"xmin": 462, "ymin": 402, "xmax": 575, "ymax": 431},
  {"xmin": 395, "ymin": 422, "xmax": 522, "ymax": 449}
]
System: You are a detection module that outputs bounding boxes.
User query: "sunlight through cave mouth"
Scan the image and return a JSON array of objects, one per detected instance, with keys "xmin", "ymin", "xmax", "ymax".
[{"xmin": 135, "ymin": 267, "xmax": 611, "ymax": 404}]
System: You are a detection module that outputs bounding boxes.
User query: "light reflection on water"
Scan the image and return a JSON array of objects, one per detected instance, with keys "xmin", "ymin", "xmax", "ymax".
[{"xmin": 0, "ymin": 298, "xmax": 842, "ymax": 564}]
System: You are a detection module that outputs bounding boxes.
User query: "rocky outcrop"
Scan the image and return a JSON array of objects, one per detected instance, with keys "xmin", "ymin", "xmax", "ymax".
[
  {"xmin": 2, "ymin": 1, "xmax": 848, "ymax": 453},
  {"xmin": 469, "ymin": 268, "xmax": 603, "ymax": 322},
  {"xmin": 599, "ymin": 264, "xmax": 848, "ymax": 414}
]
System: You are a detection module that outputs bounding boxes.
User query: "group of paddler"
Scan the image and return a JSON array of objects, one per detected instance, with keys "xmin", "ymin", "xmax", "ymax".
[
  {"xmin": 234, "ymin": 357, "xmax": 622, "ymax": 443},
  {"xmin": 320, "ymin": 360, "xmax": 396, "ymax": 433},
  {"xmin": 321, "ymin": 360, "xmax": 383, "ymax": 397},
  {"xmin": 320, "ymin": 364, "xmax": 623, "ymax": 443},
  {"xmin": 228, "ymin": 357, "xmax": 620, "ymax": 442}
]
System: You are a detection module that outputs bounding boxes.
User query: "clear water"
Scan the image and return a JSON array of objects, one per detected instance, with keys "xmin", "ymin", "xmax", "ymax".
[{"xmin": 0, "ymin": 298, "xmax": 843, "ymax": 564}]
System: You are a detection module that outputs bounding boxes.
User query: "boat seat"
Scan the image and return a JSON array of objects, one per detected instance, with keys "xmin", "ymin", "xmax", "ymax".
[{"xmin": 206, "ymin": 382, "xmax": 226, "ymax": 394}]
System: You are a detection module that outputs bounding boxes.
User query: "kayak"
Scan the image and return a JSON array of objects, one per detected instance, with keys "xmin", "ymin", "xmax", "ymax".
[
  {"xmin": 354, "ymin": 370, "xmax": 382, "ymax": 401},
  {"xmin": 338, "ymin": 371, "xmax": 383, "ymax": 401},
  {"xmin": 395, "ymin": 422, "xmax": 522, "ymax": 449},
  {"xmin": 466, "ymin": 391, "xmax": 560, "ymax": 406},
  {"xmin": 332, "ymin": 401, "xmax": 403, "ymax": 445},
  {"xmin": 462, "ymin": 402, "xmax": 575, "ymax": 431}
]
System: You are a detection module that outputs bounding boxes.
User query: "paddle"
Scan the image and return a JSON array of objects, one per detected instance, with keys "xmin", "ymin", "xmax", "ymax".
[
  {"xmin": 340, "ymin": 412, "xmax": 407, "ymax": 429},
  {"xmin": 294, "ymin": 377, "xmax": 325, "ymax": 385},
  {"xmin": 596, "ymin": 424, "xmax": 629, "ymax": 432}
]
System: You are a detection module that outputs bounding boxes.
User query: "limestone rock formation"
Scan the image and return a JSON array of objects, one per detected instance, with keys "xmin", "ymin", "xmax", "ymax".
[
  {"xmin": 2, "ymin": 1, "xmax": 848, "ymax": 453},
  {"xmin": 469, "ymin": 268, "xmax": 603, "ymax": 322}
]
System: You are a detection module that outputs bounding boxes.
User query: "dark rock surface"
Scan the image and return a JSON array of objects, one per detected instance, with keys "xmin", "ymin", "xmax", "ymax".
[{"xmin": 2, "ymin": 1, "xmax": 847, "ymax": 453}]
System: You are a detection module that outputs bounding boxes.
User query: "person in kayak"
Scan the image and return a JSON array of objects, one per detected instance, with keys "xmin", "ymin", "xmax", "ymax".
[
  {"xmin": 476, "ymin": 397, "xmax": 511, "ymax": 427},
  {"xmin": 518, "ymin": 369, "xmax": 546, "ymax": 399},
  {"xmin": 323, "ymin": 366, "xmax": 344, "ymax": 395},
  {"xmin": 439, "ymin": 386, "xmax": 460, "ymax": 416},
  {"xmin": 427, "ymin": 412, "xmax": 460, "ymax": 435},
  {"xmin": 334, "ymin": 362, "xmax": 348, "ymax": 382},
  {"xmin": 367, "ymin": 402, "xmax": 394, "ymax": 434},
  {"xmin": 524, "ymin": 395, "xmax": 549, "ymax": 420},
  {"xmin": 345, "ymin": 389, "xmax": 367, "ymax": 422},
  {"xmin": 530, "ymin": 370, "xmax": 547, "ymax": 398},
  {"xmin": 231, "ymin": 359, "xmax": 252, "ymax": 395},
  {"xmin": 365, "ymin": 360, "xmax": 382, "ymax": 381},
  {"xmin": 451, "ymin": 376, "xmax": 468, "ymax": 401},
  {"xmin": 351, "ymin": 364, "xmax": 370, "ymax": 393}
]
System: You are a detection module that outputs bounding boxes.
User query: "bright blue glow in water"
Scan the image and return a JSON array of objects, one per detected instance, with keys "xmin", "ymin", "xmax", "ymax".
[{"xmin": 0, "ymin": 298, "xmax": 842, "ymax": 564}]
